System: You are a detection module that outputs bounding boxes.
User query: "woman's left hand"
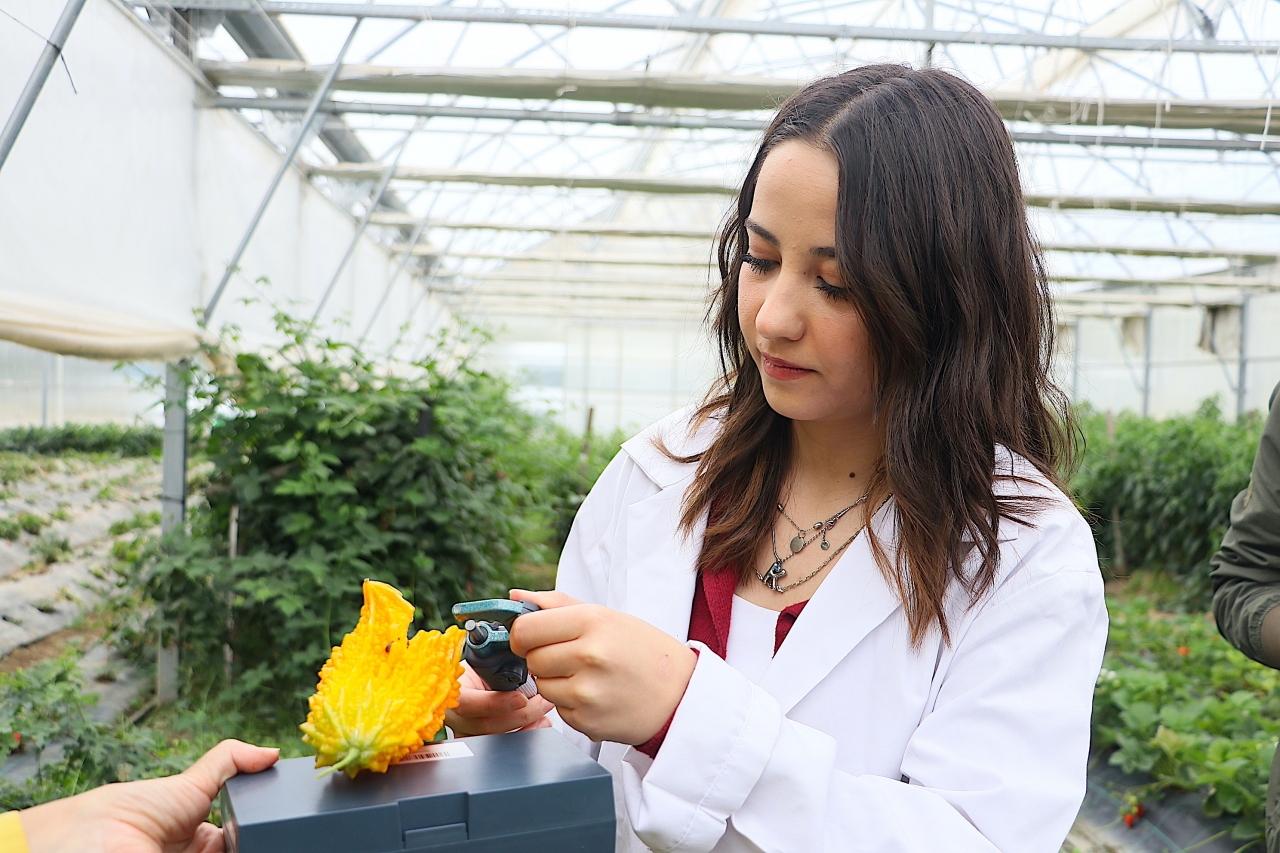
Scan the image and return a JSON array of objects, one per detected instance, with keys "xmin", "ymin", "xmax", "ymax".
[{"xmin": 509, "ymin": 590, "xmax": 698, "ymax": 745}]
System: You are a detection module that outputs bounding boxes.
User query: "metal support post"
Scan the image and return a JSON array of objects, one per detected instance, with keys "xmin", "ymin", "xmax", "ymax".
[
  {"xmin": 1141, "ymin": 308, "xmax": 1154, "ymax": 418},
  {"xmin": 161, "ymin": 362, "xmax": 188, "ymax": 536},
  {"xmin": 311, "ymin": 127, "xmax": 416, "ymax": 326},
  {"xmin": 203, "ymin": 15, "xmax": 366, "ymax": 324},
  {"xmin": 1071, "ymin": 319, "xmax": 1082, "ymax": 403},
  {"xmin": 157, "ymin": 361, "xmax": 188, "ymax": 706},
  {"xmin": 0, "ymin": 0, "xmax": 89, "ymax": 174},
  {"xmin": 1237, "ymin": 295, "xmax": 1251, "ymax": 419}
]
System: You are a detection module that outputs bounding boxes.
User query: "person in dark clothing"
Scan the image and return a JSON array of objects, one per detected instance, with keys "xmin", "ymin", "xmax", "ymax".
[{"xmin": 1212, "ymin": 382, "xmax": 1280, "ymax": 853}]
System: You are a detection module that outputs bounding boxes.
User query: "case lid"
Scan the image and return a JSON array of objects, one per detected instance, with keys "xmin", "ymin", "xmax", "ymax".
[{"xmin": 222, "ymin": 729, "xmax": 614, "ymax": 853}]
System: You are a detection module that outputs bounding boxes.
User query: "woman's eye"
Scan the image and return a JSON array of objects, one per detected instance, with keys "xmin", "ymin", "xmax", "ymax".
[
  {"xmin": 816, "ymin": 278, "xmax": 850, "ymax": 299},
  {"xmin": 742, "ymin": 253, "xmax": 776, "ymax": 273}
]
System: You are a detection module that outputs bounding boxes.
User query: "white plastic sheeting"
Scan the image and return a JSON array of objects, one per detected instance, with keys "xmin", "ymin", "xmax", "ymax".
[
  {"xmin": 0, "ymin": 0, "xmax": 437, "ymax": 359},
  {"xmin": 0, "ymin": 291, "xmax": 206, "ymax": 362}
]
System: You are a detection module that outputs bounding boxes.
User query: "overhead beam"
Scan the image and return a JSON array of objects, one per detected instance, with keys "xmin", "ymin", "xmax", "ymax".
[
  {"xmin": 203, "ymin": 62, "xmax": 795, "ymax": 112},
  {"xmin": 439, "ymin": 270, "xmax": 1278, "ymax": 291},
  {"xmin": 217, "ymin": 96, "xmax": 1280, "ymax": 152},
  {"xmin": 376, "ymin": 216, "xmax": 1280, "ymax": 261},
  {"xmin": 1023, "ymin": 194, "xmax": 1280, "ymax": 217},
  {"xmin": 315, "ymin": 165, "xmax": 1280, "ymax": 215},
  {"xmin": 309, "ymin": 164, "xmax": 736, "ymax": 195},
  {"xmin": 406, "ymin": 243, "xmax": 1279, "ymax": 266},
  {"xmin": 175, "ymin": 2, "xmax": 1280, "ymax": 54},
  {"xmin": 205, "ymin": 63, "xmax": 1280, "ymax": 136},
  {"xmin": 428, "ymin": 249, "xmax": 715, "ymax": 267},
  {"xmin": 370, "ymin": 214, "xmax": 713, "ymax": 238},
  {"xmin": 437, "ymin": 285, "xmax": 1244, "ymax": 312}
]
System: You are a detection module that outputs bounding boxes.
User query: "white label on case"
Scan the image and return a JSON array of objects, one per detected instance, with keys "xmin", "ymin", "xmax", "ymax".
[{"xmin": 397, "ymin": 741, "xmax": 475, "ymax": 764}]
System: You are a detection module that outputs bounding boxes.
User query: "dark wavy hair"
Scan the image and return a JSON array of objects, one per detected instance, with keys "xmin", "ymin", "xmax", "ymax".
[{"xmin": 674, "ymin": 64, "xmax": 1077, "ymax": 645}]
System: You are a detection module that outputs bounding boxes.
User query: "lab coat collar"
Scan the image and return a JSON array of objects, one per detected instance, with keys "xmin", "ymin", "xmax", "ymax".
[
  {"xmin": 621, "ymin": 404, "xmax": 716, "ymax": 489},
  {"xmin": 622, "ymin": 478, "xmax": 703, "ymax": 642}
]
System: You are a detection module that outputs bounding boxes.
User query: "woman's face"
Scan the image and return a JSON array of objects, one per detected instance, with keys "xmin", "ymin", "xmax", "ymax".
[{"xmin": 737, "ymin": 140, "xmax": 877, "ymax": 426}]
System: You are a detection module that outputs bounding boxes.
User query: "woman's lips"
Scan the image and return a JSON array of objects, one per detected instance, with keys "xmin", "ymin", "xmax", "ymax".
[{"xmin": 760, "ymin": 353, "xmax": 815, "ymax": 381}]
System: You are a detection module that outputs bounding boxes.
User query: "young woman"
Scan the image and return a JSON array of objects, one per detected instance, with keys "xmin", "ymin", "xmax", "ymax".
[{"xmin": 447, "ymin": 64, "xmax": 1108, "ymax": 853}]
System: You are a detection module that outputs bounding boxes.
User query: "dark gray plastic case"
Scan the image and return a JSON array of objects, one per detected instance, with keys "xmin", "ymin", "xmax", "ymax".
[{"xmin": 220, "ymin": 728, "xmax": 615, "ymax": 853}]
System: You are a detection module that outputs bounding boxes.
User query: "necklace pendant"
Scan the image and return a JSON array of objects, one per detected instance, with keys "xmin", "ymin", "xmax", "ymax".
[
  {"xmin": 789, "ymin": 534, "xmax": 805, "ymax": 554},
  {"xmin": 820, "ymin": 540, "xmax": 830, "ymax": 550},
  {"xmin": 763, "ymin": 561, "xmax": 786, "ymax": 591}
]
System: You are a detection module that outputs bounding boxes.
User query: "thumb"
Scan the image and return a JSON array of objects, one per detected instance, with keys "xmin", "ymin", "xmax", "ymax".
[
  {"xmin": 510, "ymin": 589, "xmax": 582, "ymax": 609},
  {"xmin": 182, "ymin": 740, "xmax": 280, "ymax": 800}
]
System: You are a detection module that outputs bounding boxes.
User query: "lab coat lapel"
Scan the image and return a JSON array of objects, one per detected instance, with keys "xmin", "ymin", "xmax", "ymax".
[
  {"xmin": 761, "ymin": 502, "xmax": 902, "ymax": 714},
  {"xmin": 623, "ymin": 478, "xmax": 703, "ymax": 642}
]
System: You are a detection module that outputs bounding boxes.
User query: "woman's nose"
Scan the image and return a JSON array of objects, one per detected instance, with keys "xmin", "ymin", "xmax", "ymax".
[{"xmin": 753, "ymin": 269, "xmax": 805, "ymax": 342}]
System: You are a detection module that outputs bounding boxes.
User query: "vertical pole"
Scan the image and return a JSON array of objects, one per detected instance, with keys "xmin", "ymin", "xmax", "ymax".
[
  {"xmin": 54, "ymin": 355, "xmax": 63, "ymax": 425},
  {"xmin": 225, "ymin": 504, "xmax": 238, "ymax": 688},
  {"xmin": 1141, "ymin": 308, "xmax": 1154, "ymax": 418},
  {"xmin": 1237, "ymin": 295, "xmax": 1250, "ymax": 420},
  {"xmin": 615, "ymin": 325, "xmax": 625, "ymax": 432},
  {"xmin": 41, "ymin": 354, "xmax": 49, "ymax": 428},
  {"xmin": 203, "ymin": 16, "xmax": 366, "ymax": 324},
  {"xmin": 0, "ymin": 0, "xmax": 89, "ymax": 173},
  {"xmin": 583, "ymin": 323, "xmax": 592, "ymax": 423},
  {"xmin": 160, "ymin": 363, "xmax": 188, "ymax": 536},
  {"xmin": 1071, "ymin": 319, "xmax": 1082, "ymax": 403},
  {"xmin": 924, "ymin": 0, "xmax": 936, "ymax": 66},
  {"xmin": 157, "ymin": 361, "xmax": 188, "ymax": 705}
]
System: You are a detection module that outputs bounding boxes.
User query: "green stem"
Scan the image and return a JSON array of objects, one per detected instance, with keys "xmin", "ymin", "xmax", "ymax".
[{"xmin": 1181, "ymin": 830, "xmax": 1230, "ymax": 853}]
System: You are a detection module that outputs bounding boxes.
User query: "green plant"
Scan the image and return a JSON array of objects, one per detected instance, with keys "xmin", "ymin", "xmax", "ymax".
[
  {"xmin": 29, "ymin": 534, "xmax": 71, "ymax": 565},
  {"xmin": 18, "ymin": 512, "xmax": 47, "ymax": 536},
  {"xmin": 0, "ymin": 452, "xmax": 51, "ymax": 485},
  {"xmin": 540, "ymin": 427, "xmax": 626, "ymax": 552},
  {"xmin": 0, "ymin": 653, "xmax": 181, "ymax": 810},
  {"xmin": 131, "ymin": 314, "xmax": 591, "ymax": 717},
  {"xmin": 0, "ymin": 424, "xmax": 162, "ymax": 457},
  {"xmin": 1093, "ymin": 596, "xmax": 1280, "ymax": 843},
  {"xmin": 0, "ymin": 517, "xmax": 20, "ymax": 541},
  {"xmin": 1072, "ymin": 400, "xmax": 1264, "ymax": 607},
  {"xmin": 109, "ymin": 511, "xmax": 160, "ymax": 537}
]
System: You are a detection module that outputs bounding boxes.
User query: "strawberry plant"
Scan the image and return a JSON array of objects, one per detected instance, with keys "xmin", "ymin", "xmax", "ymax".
[{"xmin": 1095, "ymin": 597, "xmax": 1280, "ymax": 843}]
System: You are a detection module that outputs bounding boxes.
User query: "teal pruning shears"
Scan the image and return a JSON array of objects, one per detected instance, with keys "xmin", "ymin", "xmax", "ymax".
[{"xmin": 451, "ymin": 599, "xmax": 541, "ymax": 698}]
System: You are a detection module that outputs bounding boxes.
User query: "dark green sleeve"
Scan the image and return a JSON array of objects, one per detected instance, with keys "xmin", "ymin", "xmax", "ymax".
[{"xmin": 1212, "ymin": 383, "xmax": 1280, "ymax": 665}]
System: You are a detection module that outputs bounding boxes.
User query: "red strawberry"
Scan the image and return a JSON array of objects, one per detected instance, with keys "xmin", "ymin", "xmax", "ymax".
[
  {"xmin": 1178, "ymin": 646, "xmax": 1189, "ymax": 657},
  {"xmin": 1135, "ymin": 803, "xmax": 1145, "ymax": 818},
  {"xmin": 1124, "ymin": 813, "xmax": 1136, "ymax": 828}
]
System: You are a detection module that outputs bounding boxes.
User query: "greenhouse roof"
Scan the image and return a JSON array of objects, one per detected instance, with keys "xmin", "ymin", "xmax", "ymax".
[{"xmin": 134, "ymin": 0, "xmax": 1280, "ymax": 324}]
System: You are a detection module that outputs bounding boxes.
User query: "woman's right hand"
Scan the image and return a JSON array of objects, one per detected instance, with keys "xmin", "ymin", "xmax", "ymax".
[{"xmin": 445, "ymin": 661, "xmax": 555, "ymax": 736}]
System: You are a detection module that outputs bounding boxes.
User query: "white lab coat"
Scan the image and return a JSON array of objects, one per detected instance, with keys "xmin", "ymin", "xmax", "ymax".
[{"xmin": 551, "ymin": 407, "xmax": 1108, "ymax": 853}]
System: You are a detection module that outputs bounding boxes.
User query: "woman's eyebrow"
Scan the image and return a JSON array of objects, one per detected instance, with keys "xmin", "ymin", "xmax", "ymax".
[
  {"xmin": 744, "ymin": 220, "xmax": 779, "ymax": 245},
  {"xmin": 745, "ymin": 220, "xmax": 835, "ymax": 258}
]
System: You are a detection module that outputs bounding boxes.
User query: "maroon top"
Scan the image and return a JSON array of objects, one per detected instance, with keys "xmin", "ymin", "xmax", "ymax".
[{"xmin": 635, "ymin": 569, "xmax": 808, "ymax": 757}]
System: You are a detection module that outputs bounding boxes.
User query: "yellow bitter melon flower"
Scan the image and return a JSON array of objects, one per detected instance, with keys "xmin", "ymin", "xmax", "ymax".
[{"xmin": 300, "ymin": 579, "xmax": 467, "ymax": 777}]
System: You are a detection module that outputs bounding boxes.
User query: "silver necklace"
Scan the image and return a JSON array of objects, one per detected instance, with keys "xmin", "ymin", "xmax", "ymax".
[
  {"xmin": 777, "ymin": 494, "xmax": 868, "ymax": 554},
  {"xmin": 758, "ymin": 525, "xmax": 864, "ymax": 593},
  {"xmin": 758, "ymin": 494, "xmax": 871, "ymax": 593}
]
